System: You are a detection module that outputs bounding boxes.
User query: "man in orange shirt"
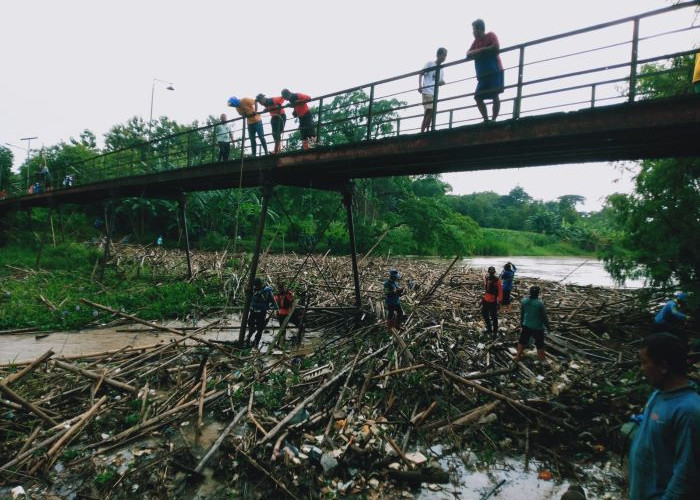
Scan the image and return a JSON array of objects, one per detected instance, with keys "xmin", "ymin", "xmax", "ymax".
[
  {"xmin": 256, "ymin": 93, "xmax": 287, "ymax": 154},
  {"xmin": 227, "ymin": 96, "xmax": 268, "ymax": 156},
  {"xmin": 281, "ymin": 89, "xmax": 317, "ymax": 150},
  {"xmin": 481, "ymin": 265, "xmax": 503, "ymax": 335}
]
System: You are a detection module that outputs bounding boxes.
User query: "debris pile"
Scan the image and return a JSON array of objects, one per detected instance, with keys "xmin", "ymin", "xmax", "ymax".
[{"xmin": 0, "ymin": 252, "xmax": 670, "ymax": 499}]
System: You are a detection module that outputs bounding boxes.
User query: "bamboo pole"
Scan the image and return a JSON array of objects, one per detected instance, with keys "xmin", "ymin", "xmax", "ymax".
[{"xmin": 52, "ymin": 359, "xmax": 138, "ymax": 395}]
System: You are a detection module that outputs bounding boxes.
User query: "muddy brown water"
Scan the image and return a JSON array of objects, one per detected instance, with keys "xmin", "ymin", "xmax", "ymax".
[{"xmin": 0, "ymin": 316, "xmax": 315, "ymax": 365}]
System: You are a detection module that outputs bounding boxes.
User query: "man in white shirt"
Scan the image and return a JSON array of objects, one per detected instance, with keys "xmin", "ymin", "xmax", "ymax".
[
  {"xmin": 215, "ymin": 114, "xmax": 234, "ymax": 162},
  {"xmin": 418, "ymin": 47, "xmax": 447, "ymax": 133}
]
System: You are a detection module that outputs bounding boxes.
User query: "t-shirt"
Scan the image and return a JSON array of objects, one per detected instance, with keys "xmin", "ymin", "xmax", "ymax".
[
  {"xmin": 289, "ymin": 93, "xmax": 311, "ymax": 117},
  {"xmin": 262, "ymin": 96, "xmax": 286, "ymax": 116},
  {"xmin": 693, "ymin": 53, "xmax": 700, "ymax": 84},
  {"xmin": 420, "ymin": 60, "xmax": 445, "ymax": 95},
  {"xmin": 469, "ymin": 32, "xmax": 503, "ymax": 78},
  {"xmin": 235, "ymin": 97, "xmax": 261, "ymax": 124},
  {"xmin": 384, "ymin": 279, "xmax": 402, "ymax": 307},
  {"xmin": 520, "ymin": 297, "xmax": 549, "ymax": 330},
  {"xmin": 215, "ymin": 123, "xmax": 230, "ymax": 142},
  {"xmin": 628, "ymin": 385, "xmax": 700, "ymax": 500}
]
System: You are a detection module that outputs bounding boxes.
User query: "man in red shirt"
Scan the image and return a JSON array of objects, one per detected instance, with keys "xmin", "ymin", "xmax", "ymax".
[
  {"xmin": 281, "ymin": 89, "xmax": 317, "ymax": 150},
  {"xmin": 256, "ymin": 93, "xmax": 287, "ymax": 154},
  {"xmin": 467, "ymin": 19, "xmax": 504, "ymax": 122},
  {"xmin": 481, "ymin": 266, "xmax": 503, "ymax": 335}
]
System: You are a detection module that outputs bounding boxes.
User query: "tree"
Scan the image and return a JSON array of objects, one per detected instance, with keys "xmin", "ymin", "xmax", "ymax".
[
  {"xmin": 601, "ymin": 55, "xmax": 700, "ymax": 296},
  {"xmin": 0, "ymin": 145, "xmax": 13, "ymax": 192},
  {"xmin": 601, "ymin": 157, "xmax": 700, "ymax": 291}
]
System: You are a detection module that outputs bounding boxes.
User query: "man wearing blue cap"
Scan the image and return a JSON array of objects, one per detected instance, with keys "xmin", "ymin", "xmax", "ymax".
[
  {"xmin": 384, "ymin": 269, "xmax": 405, "ymax": 329},
  {"xmin": 228, "ymin": 96, "xmax": 268, "ymax": 156}
]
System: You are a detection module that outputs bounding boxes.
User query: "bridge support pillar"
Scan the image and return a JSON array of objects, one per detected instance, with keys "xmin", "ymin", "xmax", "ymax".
[
  {"xmin": 34, "ymin": 205, "xmax": 53, "ymax": 269},
  {"xmin": 238, "ymin": 184, "xmax": 273, "ymax": 346},
  {"xmin": 343, "ymin": 182, "xmax": 362, "ymax": 309},
  {"xmin": 98, "ymin": 202, "xmax": 114, "ymax": 281},
  {"xmin": 178, "ymin": 194, "xmax": 192, "ymax": 279}
]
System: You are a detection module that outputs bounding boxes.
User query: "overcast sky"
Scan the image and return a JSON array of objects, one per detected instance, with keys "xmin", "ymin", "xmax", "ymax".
[{"xmin": 1, "ymin": 0, "xmax": 696, "ymax": 211}]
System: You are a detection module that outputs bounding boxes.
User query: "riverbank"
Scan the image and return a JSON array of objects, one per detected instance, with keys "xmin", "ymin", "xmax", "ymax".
[
  {"xmin": 2, "ymin": 252, "xmax": 681, "ymax": 499},
  {"xmin": 2, "ymin": 240, "xmax": 594, "ymax": 333}
]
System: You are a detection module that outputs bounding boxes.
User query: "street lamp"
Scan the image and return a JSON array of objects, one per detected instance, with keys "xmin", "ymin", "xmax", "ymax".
[
  {"xmin": 149, "ymin": 78, "xmax": 175, "ymax": 138},
  {"xmin": 20, "ymin": 136, "xmax": 38, "ymax": 190}
]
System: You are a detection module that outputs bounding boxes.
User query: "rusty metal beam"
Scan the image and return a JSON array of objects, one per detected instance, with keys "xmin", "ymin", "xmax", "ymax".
[{"xmin": 2, "ymin": 95, "xmax": 698, "ymax": 213}]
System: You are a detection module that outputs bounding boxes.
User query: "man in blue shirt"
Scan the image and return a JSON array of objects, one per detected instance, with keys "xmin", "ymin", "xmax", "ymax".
[
  {"xmin": 628, "ymin": 333, "xmax": 700, "ymax": 500},
  {"xmin": 384, "ymin": 269, "xmax": 404, "ymax": 330},
  {"xmin": 500, "ymin": 262, "xmax": 517, "ymax": 310},
  {"xmin": 654, "ymin": 292, "xmax": 691, "ymax": 342},
  {"xmin": 245, "ymin": 277, "xmax": 277, "ymax": 348}
]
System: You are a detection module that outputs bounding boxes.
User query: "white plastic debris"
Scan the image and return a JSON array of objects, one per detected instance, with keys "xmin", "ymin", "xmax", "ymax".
[
  {"xmin": 405, "ymin": 451, "xmax": 428, "ymax": 464},
  {"xmin": 11, "ymin": 486, "xmax": 26, "ymax": 498}
]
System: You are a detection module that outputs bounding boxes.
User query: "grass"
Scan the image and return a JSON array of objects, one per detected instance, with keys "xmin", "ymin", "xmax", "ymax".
[
  {"xmin": 0, "ymin": 227, "xmax": 591, "ymax": 331},
  {"xmin": 475, "ymin": 228, "xmax": 594, "ymax": 257},
  {"xmin": 0, "ymin": 242, "xmax": 223, "ymax": 331}
]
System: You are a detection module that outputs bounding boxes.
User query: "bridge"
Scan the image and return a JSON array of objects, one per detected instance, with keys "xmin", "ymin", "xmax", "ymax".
[
  {"xmin": 1, "ymin": 2, "xmax": 699, "ymax": 342},
  {"xmin": 1, "ymin": 1, "xmax": 698, "ymax": 209}
]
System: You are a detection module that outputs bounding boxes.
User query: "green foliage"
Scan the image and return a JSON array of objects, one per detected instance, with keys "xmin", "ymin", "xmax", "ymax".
[
  {"xmin": 0, "ymin": 241, "xmax": 223, "ymax": 330},
  {"xmin": 475, "ymin": 228, "xmax": 589, "ymax": 256},
  {"xmin": 601, "ymin": 56, "xmax": 700, "ymax": 299},
  {"xmin": 0, "ymin": 145, "xmax": 13, "ymax": 192},
  {"xmin": 94, "ymin": 467, "xmax": 117, "ymax": 486},
  {"xmin": 601, "ymin": 157, "xmax": 700, "ymax": 292},
  {"xmin": 124, "ymin": 413, "xmax": 140, "ymax": 425},
  {"xmin": 636, "ymin": 54, "xmax": 695, "ymax": 99}
]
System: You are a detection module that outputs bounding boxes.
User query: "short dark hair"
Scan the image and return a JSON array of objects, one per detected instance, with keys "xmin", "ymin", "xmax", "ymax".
[
  {"xmin": 529, "ymin": 286, "xmax": 540, "ymax": 298},
  {"xmin": 472, "ymin": 19, "xmax": 485, "ymax": 31},
  {"xmin": 640, "ymin": 333, "xmax": 687, "ymax": 375},
  {"xmin": 437, "ymin": 47, "xmax": 447, "ymax": 56}
]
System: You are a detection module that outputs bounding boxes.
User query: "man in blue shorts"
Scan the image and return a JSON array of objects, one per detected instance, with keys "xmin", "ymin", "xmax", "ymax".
[{"xmin": 467, "ymin": 19, "xmax": 504, "ymax": 122}]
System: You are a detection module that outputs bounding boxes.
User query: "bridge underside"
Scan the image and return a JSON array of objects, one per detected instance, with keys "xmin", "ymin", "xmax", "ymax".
[{"xmin": 3, "ymin": 95, "xmax": 699, "ymax": 210}]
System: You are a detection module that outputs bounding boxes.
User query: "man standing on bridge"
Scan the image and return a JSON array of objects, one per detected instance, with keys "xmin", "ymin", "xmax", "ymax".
[
  {"xmin": 467, "ymin": 19, "xmax": 504, "ymax": 122},
  {"xmin": 281, "ymin": 89, "xmax": 317, "ymax": 150},
  {"xmin": 418, "ymin": 47, "xmax": 447, "ymax": 133},
  {"xmin": 228, "ymin": 96, "xmax": 269, "ymax": 156},
  {"xmin": 256, "ymin": 93, "xmax": 287, "ymax": 155},
  {"xmin": 215, "ymin": 114, "xmax": 234, "ymax": 162}
]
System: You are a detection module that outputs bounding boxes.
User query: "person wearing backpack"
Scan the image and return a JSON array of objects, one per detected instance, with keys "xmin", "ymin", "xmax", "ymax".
[{"xmin": 481, "ymin": 266, "xmax": 503, "ymax": 335}]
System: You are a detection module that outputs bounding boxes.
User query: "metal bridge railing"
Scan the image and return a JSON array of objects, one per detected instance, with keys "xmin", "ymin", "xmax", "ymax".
[{"xmin": 2, "ymin": 1, "xmax": 698, "ymax": 202}]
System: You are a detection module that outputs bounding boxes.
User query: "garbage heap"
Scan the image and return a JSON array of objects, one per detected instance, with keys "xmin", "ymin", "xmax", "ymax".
[{"xmin": 0, "ymin": 254, "xmax": 672, "ymax": 499}]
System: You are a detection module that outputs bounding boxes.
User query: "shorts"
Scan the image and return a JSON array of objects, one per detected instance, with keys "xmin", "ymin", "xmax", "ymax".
[
  {"xmin": 475, "ymin": 70, "xmax": 504, "ymax": 100},
  {"xmin": 298, "ymin": 112, "xmax": 316, "ymax": 140},
  {"xmin": 271, "ymin": 114, "xmax": 287, "ymax": 141},
  {"xmin": 422, "ymin": 93, "xmax": 435, "ymax": 110},
  {"xmin": 519, "ymin": 326, "xmax": 545, "ymax": 349}
]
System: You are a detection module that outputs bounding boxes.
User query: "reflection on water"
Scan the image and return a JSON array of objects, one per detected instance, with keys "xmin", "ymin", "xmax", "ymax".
[
  {"xmin": 460, "ymin": 256, "xmax": 645, "ymax": 289},
  {"xmin": 417, "ymin": 452, "xmax": 621, "ymax": 500}
]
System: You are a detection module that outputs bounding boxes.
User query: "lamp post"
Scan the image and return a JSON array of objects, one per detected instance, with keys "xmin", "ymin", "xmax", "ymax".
[
  {"xmin": 149, "ymin": 78, "xmax": 175, "ymax": 138},
  {"xmin": 20, "ymin": 136, "xmax": 38, "ymax": 190}
]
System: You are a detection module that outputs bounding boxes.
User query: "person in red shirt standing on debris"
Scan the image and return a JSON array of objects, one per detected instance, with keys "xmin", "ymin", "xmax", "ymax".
[
  {"xmin": 481, "ymin": 266, "xmax": 503, "ymax": 335},
  {"xmin": 281, "ymin": 89, "xmax": 317, "ymax": 150}
]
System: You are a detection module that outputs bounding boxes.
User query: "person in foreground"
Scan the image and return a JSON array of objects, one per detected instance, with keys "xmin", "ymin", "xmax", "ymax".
[{"xmin": 628, "ymin": 332, "xmax": 700, "ymax": 500}]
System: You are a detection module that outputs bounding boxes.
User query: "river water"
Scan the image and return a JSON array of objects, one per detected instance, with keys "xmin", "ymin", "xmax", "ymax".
[{"xmin": 459, "ymin": 256, "xmax": 645, "ymax": 289}]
